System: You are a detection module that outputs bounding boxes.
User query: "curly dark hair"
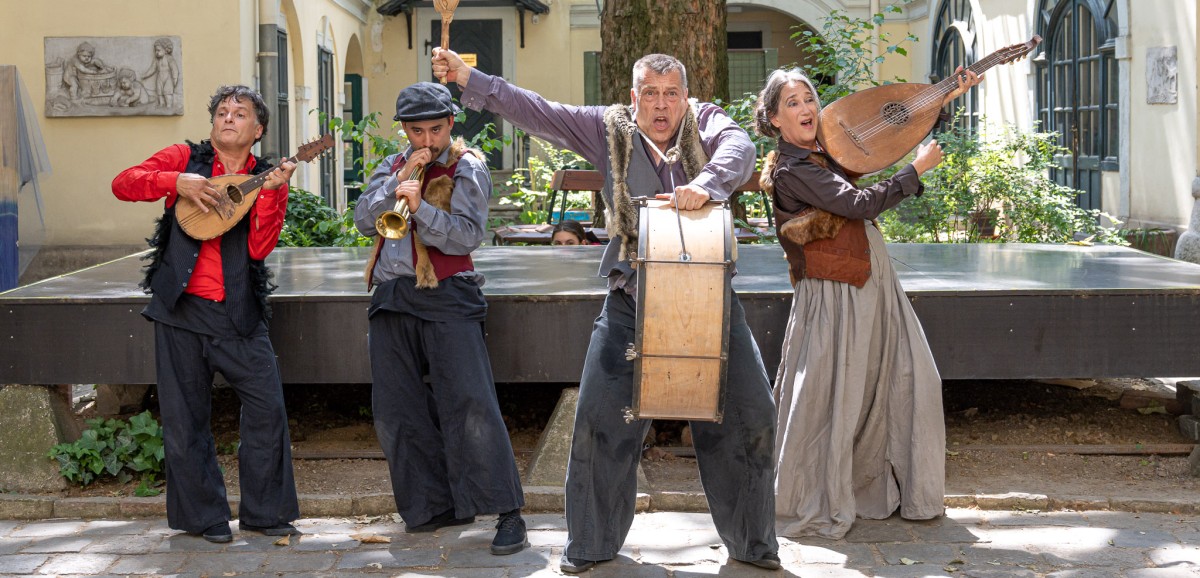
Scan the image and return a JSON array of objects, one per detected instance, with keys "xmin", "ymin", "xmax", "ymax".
[{"xmin": 206, "ymin": 85, "xmax": 269, "ymax": 142}]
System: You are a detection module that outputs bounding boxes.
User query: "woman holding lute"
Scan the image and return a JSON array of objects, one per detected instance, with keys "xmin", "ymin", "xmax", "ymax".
[{"xmin": 754, "ymin": 65, "xmax": 979, "ymax": 539}]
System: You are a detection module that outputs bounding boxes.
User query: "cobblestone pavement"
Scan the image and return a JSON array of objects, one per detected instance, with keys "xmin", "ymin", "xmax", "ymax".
[{"xmin": 0, "ymin": 509, "xmax": 1198, "ymax": 577}]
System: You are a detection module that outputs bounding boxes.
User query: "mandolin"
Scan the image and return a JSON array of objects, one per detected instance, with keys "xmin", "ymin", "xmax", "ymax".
[
  {"xmin": 176, "ymin": 134, "xmax": 335, "ymax": 240},
  {"xmin": 817, "ymin": 35, "xmax": 1042, "ymax": 176}
]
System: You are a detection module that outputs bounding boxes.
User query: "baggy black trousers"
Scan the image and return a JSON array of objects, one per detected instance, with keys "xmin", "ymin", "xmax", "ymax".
[
  {"xmin": 154, "ymin": 322, "xmax": 299, "ymax": 533},
  {"xmin": 563, "ymin": 290, "xmax": 779, "ymax": 563},
  {"xmin": 369, "ymin": 310, "xmax": 525, "ymax": 526}
]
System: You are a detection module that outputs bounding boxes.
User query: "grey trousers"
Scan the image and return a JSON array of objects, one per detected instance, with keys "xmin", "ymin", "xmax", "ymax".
[
  {"xmin": 154, "ymin": 322, "xmax": 299, "ymax": 534},
  {"xmin": 369, "ymin": 310, "xmax": 525, "ymax": 526},
  {"xmin": 563, "ymin": 290, "xmax": 779, "ymax": 562}
]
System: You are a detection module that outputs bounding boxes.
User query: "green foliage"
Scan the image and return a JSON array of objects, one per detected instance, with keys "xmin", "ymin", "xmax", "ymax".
[
  {"xmin": 792, "ymin": 2, "xmax": 917, "ymax": 104},
  {"xmin": 878, "ymin": 116, "xmax": 1126, "ymax": 245},
  {"xmin": 502, "ymin": 133, "xmax": 591, "ymax": 224},
  {"xmin": 280, "ymin": 187, "xmax": 370, "ymax": 247},
  {"xmin": 48, "ymin": 411, "xmax": 165, "ymax": 496}
]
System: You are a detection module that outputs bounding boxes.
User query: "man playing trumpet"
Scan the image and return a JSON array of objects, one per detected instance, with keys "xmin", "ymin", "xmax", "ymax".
[{"xmin": 353, "ymin": 82, "xmax": 528, "ymax": 555}]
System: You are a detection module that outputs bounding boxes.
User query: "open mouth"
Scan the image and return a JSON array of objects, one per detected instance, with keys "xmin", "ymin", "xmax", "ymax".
[
  {"xmin": 800, "ymin": 118, "xmax": 814, "ymax": 128},
  {"xmin": 653, "ymin": 115, "xmax": 670, "ymax": 131}
]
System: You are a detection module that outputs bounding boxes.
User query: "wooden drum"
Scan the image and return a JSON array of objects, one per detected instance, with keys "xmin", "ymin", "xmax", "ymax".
[{"xmin": 627, "ymin": 199, "xmax": 735, "ymax": 423}]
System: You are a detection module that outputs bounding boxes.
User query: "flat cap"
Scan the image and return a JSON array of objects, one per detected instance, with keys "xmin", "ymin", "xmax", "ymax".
[{"xmin": 393, "ymin": 82, "xmax": 461, "ymax": 122}]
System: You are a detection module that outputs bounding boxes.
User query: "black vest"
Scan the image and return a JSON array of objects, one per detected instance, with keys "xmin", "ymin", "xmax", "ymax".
[{"xmin": 140, "ymin": 141, "xmax": 274, "ymax": 336}]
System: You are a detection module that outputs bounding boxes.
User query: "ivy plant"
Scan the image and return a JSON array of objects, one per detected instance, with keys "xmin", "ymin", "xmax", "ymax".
[{"xmin": 48, "ymin": 410, "xmax": 165, "ymax": 497}]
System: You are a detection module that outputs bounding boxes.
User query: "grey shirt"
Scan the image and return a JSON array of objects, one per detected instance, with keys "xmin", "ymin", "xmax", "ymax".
[
  {"xmin": 354, "ymin": 145, "xmax": 492, "ymax": 286},
  {"xmin": 460, "ymin": 70, "xmax": 755, "ymax": 284}
]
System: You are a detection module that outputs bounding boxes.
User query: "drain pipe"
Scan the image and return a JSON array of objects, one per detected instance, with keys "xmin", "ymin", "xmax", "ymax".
[{"xmin": 257, "ymin": 0, "xmax": 281, "ymax": 161}]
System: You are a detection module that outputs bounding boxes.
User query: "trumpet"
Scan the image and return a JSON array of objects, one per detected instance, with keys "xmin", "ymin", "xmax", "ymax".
[{"xmin": 375, "ymin": 159, "xmax": 429, "ymax": 239}]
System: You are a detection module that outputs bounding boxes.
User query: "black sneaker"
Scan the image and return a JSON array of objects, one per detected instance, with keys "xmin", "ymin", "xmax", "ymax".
[
  {"xmin": 559, "ymin": 555, "xmax": 597, "ymax": 573},
  {"xmin": 406, "ymin": 509, "xmax": 476, "ymax": 533},
  {"xmin": 740, "ymin": 551, "xmax": 782, "ymax": 570},
  {"xmin": 199, "ymin": 522, "xmax": 232, "ymax": 543},
  {"xmin": 489, "ymin": 509, "xmax": 528, "ymax": 555},
  {"xmin": 238, "ymin": 521, "xmax": 301, "ymax": 536}
]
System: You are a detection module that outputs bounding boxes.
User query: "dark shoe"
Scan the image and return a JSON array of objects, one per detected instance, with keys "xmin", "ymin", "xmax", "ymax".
[
  {"xmin": 238, "ymin": 521, "xmax": 301, "ymax": 536},
  {"xmin": 406, "ymin": 509, "xmax": 476, "ymax": 533},
  {"xmin": 560, "ymin": 555, "xmax": 597, "ymax": 573},
  {"xmin": 490, "ymin": 509, "xmax": 528, "ymax": 555},
  {"xmin": 200, "ymin": 522, "xmax": 232, "ymax": 543},
  {"xmin": 739, "ymin": 552, "xmax": 782, "ymax": 570}
]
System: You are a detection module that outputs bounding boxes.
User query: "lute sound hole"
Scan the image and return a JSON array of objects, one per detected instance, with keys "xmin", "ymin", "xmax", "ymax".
[{"xmin": 881, "ymin": 102, "xmax": 911, "ymax": 126}]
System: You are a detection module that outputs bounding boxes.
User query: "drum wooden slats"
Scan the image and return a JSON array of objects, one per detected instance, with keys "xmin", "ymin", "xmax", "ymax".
[{"xmin": 631, "ymin": 200, "xmax": 733, "ymax": 422}]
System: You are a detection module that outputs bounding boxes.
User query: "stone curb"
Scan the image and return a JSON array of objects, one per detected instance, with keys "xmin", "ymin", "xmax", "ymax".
[{"xmin": 2, "ymin": 489, "xmax": 1198, "ymax": 520}]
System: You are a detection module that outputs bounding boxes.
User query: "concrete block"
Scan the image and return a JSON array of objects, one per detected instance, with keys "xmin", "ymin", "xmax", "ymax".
[
  {"xmin": 0, "ymin": 494, "xmax": 54, "ymax": 519},
  {"xmin": 1178, "ymin": 415, "xmax": 1200, "ymax": 441},
  {"xmin": 352, "ymin": 493, "xmax": 396, "ymax": 516},
  {"xmin": 119, "ymin": 496, "xmax": 167, "ymax": 518},
  {"xmin": 54, "ymin": 497, "xmax": 121, "ymax": 518},
  {"xmin": 297, "ymin": 493, "xmax": 351, "ymax": 517},
  {"xmin": 1189, "ymin": 445, "xmax": 1200, "ymax": 478},
  {"xmin": 525, "ymin": 387, "xmax": 577, "ymax": 487},
  {"xmin": 521, "ymin": 485, "xmax": 564, "ymax": 512},
  {"xmin": 94, "ymin": 383, "xmax": 150, "ymax": 416},
  {"xmin": 0, "ymin": 385, "xmax": 80, "ymax": 492}
]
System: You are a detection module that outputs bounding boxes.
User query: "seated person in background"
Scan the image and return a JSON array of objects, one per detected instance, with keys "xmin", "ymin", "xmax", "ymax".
[{"xmin": 551, "ymin": 220, "xmax": 590, "ymax": 246}]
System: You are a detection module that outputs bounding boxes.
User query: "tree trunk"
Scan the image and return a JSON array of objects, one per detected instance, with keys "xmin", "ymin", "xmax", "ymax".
[{"xmin": 600, "ymin": 0, "xmax": 728, "ymax": 105}]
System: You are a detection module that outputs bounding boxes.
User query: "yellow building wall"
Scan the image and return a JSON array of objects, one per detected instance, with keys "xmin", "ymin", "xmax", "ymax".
[
  {"xmin": 1128, "ymin": 0, "xmax": 1197, "ymax": 228},
  {"xmin": 2, "ymin": 0, "xmax": 258, "ymax": 247}
]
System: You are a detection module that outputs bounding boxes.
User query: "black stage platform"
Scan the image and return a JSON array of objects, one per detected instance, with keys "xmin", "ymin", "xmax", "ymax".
[{"xmin": 3, "ymin": 244, "xmax": 1200, "ymax": 384}]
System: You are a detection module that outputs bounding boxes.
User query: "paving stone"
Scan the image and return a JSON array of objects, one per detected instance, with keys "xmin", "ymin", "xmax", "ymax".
[
  {"xmin": 36, "ymin": 553, "xmax": 119, "ymax": 574},
  {"xmin": 0, "ymin": 554, "xmax": 49, "ymax": 573},
  {"xmin": 258, "ymin": 551, "xmax": 338, "ymax": 572},
  {"xmin": 910, "ymin": 521, "xmax": 982, "ymax": 543},
  {"xmin": 1148, "ymin": 545, "xmax": 1200, "ymax": 567},
  {"xmin": 525, "ymin": 528, "xmax": 567, "ymax": 548},
  {"xmin": 446, "ymin": 543, "xmax": 554, "ymax": 567},
  {"xmin": 637, "ymin": 543, "xmax": 723, "ymax": 566},
  {"xmin": 956, "ymin": 544, "xmax": 1044, "ymax": 566},
  {"xmin": 1113, "ymin": 528, "xmax": 1184, "ymax": 548},
  {"xmin": 523, "ymin": 513, "xmax": 569, "ymax": 531},
  {"xmin": 1032, "ymin": 542, "xmax": 1150, "ymax": 568},
  {"xmin": 1125, "ymin": 569, "xmax": 1200, "ymax": 578},
  {"xmin": 1047, "ymin": 569, "xmax": 1137, "ymax": 578},
  {"xmin": 11, "ymin": 519, "xmax": 84, "ymax": 538},
  {"xmin": 875, "ymin": 543, "xmax": 960, "ymax": 565},
  {"xmin": 78, "ymin": 520, "xmax": 154, "ymax": 536},
  {"xmin": 871, "ymin": 562, "xmax": 959, "ymax": 577},
  {"xmin": 0, "ymin": 521, "xmax": 18, "ymax": 536},
  {"xmin": 335, "ymin": 547, "xmax": 446, "ymax": 569},
  {"xmin": 81, "ymin": 534, "xmax": 165, "ymax": 554},
  {"xmin": 672, "ymin": 562, "xmax": 767, "ymax": 577},
  {"xmin": 843, "ymin": 519, "xmax": 915, "ymax": 543},
  {"xmin": 981, "ymin": 511, "xmax": 1090, "ymax": 527},
  {"xmin": 958, "ymin": 566, "xmax": 1039, "ymax": 578},
  {"xmin": 0, "ymin": 538, "xmax": 29, "ymax": 556},
  {"xmin": 107, "ymin": 552, "xmax": 187, "ymax": 574},
  {"xmin": 588, "ymin": 563, "xmax": 672, "ymax": 578},
  {"xmin": 19, "ymin": 536, "xmax": 92, "ymax": 553},
  {"xmin": 782, "ymin": 541, "xmax": 876, "ymax": 568},
  {"xmin": 177, "ymin": 551, "xmax": 267, "ymax": 574}
]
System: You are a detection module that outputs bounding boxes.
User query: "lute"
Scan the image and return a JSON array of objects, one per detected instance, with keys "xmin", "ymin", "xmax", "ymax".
[
  {"xmin": 177, "ymin": 134, "xmax": 335, "ymax": 240},
  {"xmin": 817, "ymin": 35, "xmax": 1042, "ymax": 176}
]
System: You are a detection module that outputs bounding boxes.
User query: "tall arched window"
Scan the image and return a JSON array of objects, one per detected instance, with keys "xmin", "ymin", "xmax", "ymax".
[
  {"xmin": 1036, "ymin": 0, "xmax": 1118, "ymax": 211},
  {"xmin": 932, "ymin": 0, "xmax": 977, "ymax": 130}
]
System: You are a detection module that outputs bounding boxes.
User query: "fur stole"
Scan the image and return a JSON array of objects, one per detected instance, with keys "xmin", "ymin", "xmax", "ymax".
[{"xmin": 603, "ymin": 101, "xmax": 707, "ymax": 260}]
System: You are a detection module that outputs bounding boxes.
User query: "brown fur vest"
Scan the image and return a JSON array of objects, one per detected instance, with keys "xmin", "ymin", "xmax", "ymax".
[{"xmin": 603, "ymin": 101, "xmax": 707, "ymax": 260}]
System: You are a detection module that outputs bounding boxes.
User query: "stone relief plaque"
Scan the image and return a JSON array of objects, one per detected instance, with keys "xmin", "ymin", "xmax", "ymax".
[
  {"xmin": 44, "ymin": 36, "xmax": 183, "ymax": 117},
  {"xmin": 1146, "ymin": 46, "xmax": 1177, "ymax": 105}
]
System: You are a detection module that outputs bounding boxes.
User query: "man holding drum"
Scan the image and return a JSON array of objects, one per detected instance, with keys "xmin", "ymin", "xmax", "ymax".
[
  {"xmin": 353, "ymin": 82, "xmax": 527, "ymax": 556},
  {"xmin": 433, "ymin": 50, "xmax": 781, "ymax": 572}
]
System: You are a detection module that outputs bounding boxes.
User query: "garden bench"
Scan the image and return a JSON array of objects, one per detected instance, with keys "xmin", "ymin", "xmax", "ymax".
[{"xmin": 491, "ymin": 169, "xmax": 775, "ymax": 245}]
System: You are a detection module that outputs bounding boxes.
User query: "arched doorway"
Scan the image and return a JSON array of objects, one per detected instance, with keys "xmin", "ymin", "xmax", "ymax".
[{"xmin": 931, "ymin": 0, "xmax": 978, "ymax": 130}]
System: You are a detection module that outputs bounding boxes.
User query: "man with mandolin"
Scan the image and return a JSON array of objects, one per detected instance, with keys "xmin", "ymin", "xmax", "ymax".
[
  {"xmin": 352, "ymin": 81, "xmax": 528, "ymax": 556},
  {"xmin": 111, "ymin": 85, "xmax": 300, "ymax": 543},
  {"xmin": 433, "ymin": 49, "xmax": 781, "ymax": 572}
]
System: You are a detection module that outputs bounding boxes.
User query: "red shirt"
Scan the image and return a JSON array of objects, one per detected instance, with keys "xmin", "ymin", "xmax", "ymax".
[{"xmin": 111, "ymin": 144, "xmax": 289, "ymax": 301}]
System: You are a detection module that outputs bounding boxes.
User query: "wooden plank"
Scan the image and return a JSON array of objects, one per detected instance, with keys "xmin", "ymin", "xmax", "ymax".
[{"xmin": 636, "ymin": 357, "xmax": 722, "ymax": 420}]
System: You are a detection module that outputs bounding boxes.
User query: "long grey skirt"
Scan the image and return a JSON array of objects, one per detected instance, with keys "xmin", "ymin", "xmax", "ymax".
[{"xmin": 773, "ymin": 221, "xmax": 944, "ymax": 539}]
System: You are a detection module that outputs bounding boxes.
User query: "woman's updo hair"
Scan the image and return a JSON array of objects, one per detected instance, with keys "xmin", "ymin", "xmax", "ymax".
[{"xmin": 752, "ymin": 68, "xmax": 821, "ymax": 139}]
